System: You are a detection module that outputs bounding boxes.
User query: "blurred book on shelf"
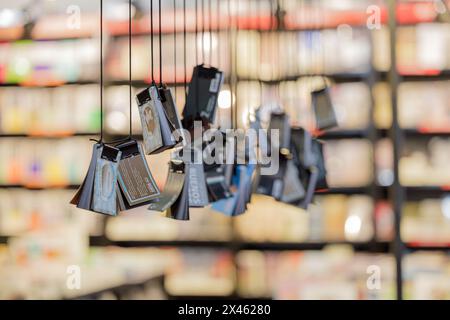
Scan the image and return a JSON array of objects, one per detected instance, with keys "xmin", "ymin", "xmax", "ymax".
[
  {"xmin": 0, "ymin": 40, "xmax": 99, "ymax": 85},
  {"xmin": 164, "ymin": 249, "xmax": 235, "ymax": 297},
  {"xmin": 399, "ymin": 81, "xmax": 450, "ymax": 132},
  {"xmin": 404, "ymin": 252, "xmax": 450, "ymax": 300},
  {"xmin": 237, "ymin": 248, "xmax": 396, "ymax": 300},
  {"xmin": 400, "ymin": 137, "xmax": 450, "ymax": 186},
  {"xmin": 402, "ymin": 198, "xmax": 450, "ymax": 245},
  {"xmin": 0, "ymin": 85, "xmax": 100, "ymax": 135},
  {"xmin": 397, "ymin": 24, "xmax": 450, "ymax": 75},
  {"xmin": 0, "ymin": 189, "xmax": 103, "ymax": 237},
  {"xmin": 324, "ymin": 139, "xmax": 373, "ymax": 187},
  {"xmin": 0, "ymin": 137, "xmax": 92, "ymax": 187}
]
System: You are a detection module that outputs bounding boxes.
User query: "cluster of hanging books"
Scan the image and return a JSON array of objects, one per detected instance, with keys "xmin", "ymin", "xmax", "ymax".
[{"xmin": 71, "ymin": 64, "xmax": 338, "ymax": 220}]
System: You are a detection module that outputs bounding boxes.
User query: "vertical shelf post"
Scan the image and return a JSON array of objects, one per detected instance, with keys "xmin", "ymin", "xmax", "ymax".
[{"xmin": 387, "ymin": 0, "xmax": 404, "ymax": 300}]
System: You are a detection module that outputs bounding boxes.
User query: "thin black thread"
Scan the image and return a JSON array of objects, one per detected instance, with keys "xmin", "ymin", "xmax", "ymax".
[
  {"xmin": 173, "ymin": 0, "xmax": 177, "ymax": 102},
  {"xmin": 99, "ymin": 0, "xmax": 103, "ymax": 142},
  {"xmin": 228, "ymin": 0, "xmax": 234, "ymax": 129},
  {"xmin": 195, "ymin": 0, "xmax": 198, "ymax": 65},
  {"xmin": 183, "ymin": 0, "xmax": 187, "ymax": 98},
  {"xmin": 129, "ymin": 0, "xmax": 132, "ymax": 138},
  {"xmin": 201, "ymin": 0, "xmax": 205, "ymax": 63},
  {"xmin": 208, "ymin": 0, "xmax": 212, "ymax": 66},
  {"xmin": 150, "ymin": 0, "xmax": 155, "ymax": 84},
  {"xmin": 159, "ymin": 0, "xmax": 163, "ymax": 86},
  {"xmin": 258, "ymin": 0, "xmax": 263, "ymax": 102},
  {"xmin": 234, "ymin": 0, "xmax": 239, "ymax": 128},
  {"xmin": 216, "ymin": 0, "xmax": 220, "ymax": 67}
]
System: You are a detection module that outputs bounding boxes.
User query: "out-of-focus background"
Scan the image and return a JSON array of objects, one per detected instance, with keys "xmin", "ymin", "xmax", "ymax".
[{"xmin": 0, "ymin": 0, "xmax": 450, "ymax": 300}]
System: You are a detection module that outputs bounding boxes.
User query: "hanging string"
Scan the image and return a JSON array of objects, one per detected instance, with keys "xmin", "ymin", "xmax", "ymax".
[
  {"xmin": 216, "ymin": 0, "xmax": 220, "ymax": 68},
  {"xmin": 234, "ymin": 0, "xmax": 239, "ymax": 128},
  {"xmin": 183, "ymin": 0, "xmax": 187, "ymax": 98},
  {"xmin": 99, "ymin": 0, "xmax": 103, "ymax": 142},
  {"xmin": 94, "ymin": 0, "xmax": 130, "ymax": 145},
  {"xmin": 195, "ymin": 0, "xmax": 198, "ymax": 65},
  {"xmin": 150, "ymin": 0, "xmax": 155, "ymax": 84},
  {"xmin": 228, "ymin": 0, "xmax": 234, "ymax": 129},
  {"xmin": 173, "ymin": 0, "xmax": 177, "ymax": 102},
  {"xmin": 201, "ymin": 0, "xmax": 205, "ymax": 63},
  {"xmin": 270, "ymin": 0, "xmax": 278, "ymax": 108},
  {"xmin": 159, "ymin": 0, "xmax": 163, "ymax": 86},
  {"xmin": 258, "ymin": 0, "xmax": 263, "ymax": 107},
  {"xmin": 128, "ymin": 0, "xmax": 133, "ymax": 139},
  {"xmin": 208, "ymin": 0, "xmax": 212, "ymax": 66}
]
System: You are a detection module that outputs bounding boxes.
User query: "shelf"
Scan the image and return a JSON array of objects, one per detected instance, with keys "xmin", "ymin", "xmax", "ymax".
[
  {"xmin": 0, "ymin": 80, "xmax": 97, "ymax": 88},
  {"xmin": 405, "ymin": 186, "xmax": 450, "ymax": 199},
  {"xmin": 403, "ymin": 129, "xmax": 450, "ymax": 137},
  {"xmin": 92, "ymin": 239, "xmax": 233, "ymax": 248},
  {"xmin": 315, "ymin": 186, "xmax": 372, "ymax": 195},
  {"xmin": 405, "ymin": 243, "xmax": 450, "ymax": 251},
  {"xmin": 90, "ymin": 237, "xmax": 390, "ymax": 253},
  {"xmin": 400, "ymin": 71, "xmax": 450, "ymax": 81},
  {"xmin": 238, "ymin": 73, "xmax": 372, "ymax": 84},
  {"xmin": 318, "ymin": 130, "xmax": 368, "ymax": 140},
  {"xmin": 240, "ymin": 241, "xmax": 390, "ymax": 253},
  {"xmin": 66, "ymin": 274, "xmax": 165, "ymax": 300},
  {"xmin": 0, "ymin": 184, "xmax": 80, "ymax": 190},
  {"xmin": 0, "ymin": 133, "xmax": 97, "ymax": 139}
]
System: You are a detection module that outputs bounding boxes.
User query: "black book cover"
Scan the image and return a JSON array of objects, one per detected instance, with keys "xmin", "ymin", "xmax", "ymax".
[
  {"xmin": 182, "ymin": 64, "xmax": 223, "ymax": 128},
  {"xmin": 70, "ymin": 143, "xmax": 100, "ymax": 211},
  {"xmin": 312, "ymin": 86, "xmax": 338, "ymax": 131}
]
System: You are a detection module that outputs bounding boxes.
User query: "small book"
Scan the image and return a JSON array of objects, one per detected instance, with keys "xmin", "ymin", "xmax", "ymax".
[
  {"xmin": 311, "ymin": 139, "xmax": 328, "ymax": 190},
  {"xmin": 205, "ymin": 165, "xmax": 232, "ymax": 202},
  {"xmin": 158, "ymin": 86, "xmax": 187, "ymax": 147},
  {"xmin": 212, "ymin": 164, "xmax": 255, "ymax": 216},
  {"xmin": 147, "ymin": 158, "xmax": 187, "ymax": 213},
  {"xmin": 281, "ymin": 160, "xmax": 306, "ymax": 204},
  {"xmin": 312, "ymin": 86, "xmax": 338, "ymax": 131},
  {"xmin": 188, "ymin": 160, "xmax": 209, "ymax": 208},
  {"xmin": 115, "ymin": 140, "xmax": 160, "ymax": 210},
  {"xmin": 290, "ymin": 127, "xmax": 328, "ymax": 208},
  {"xmin": 255, "ymin": 112, "xmax": 291, "ymax": 200},
  {"xmin": 136, "ymin": 85, "xmax": 183, "ymax": 155},
  {"xmin": 166, "ymin": 162, "xmax": 190, "ymax": 221},
  {"xmin": 70, "ymin": 143, "xmax": 99, "ymax": 210},
  {"xmin": 71, "ymin": 143, "xmax": 122, "ymax": 216},
  {"xmin": 92, "ymin": 144, "xmax": 122, "ymax": 216},
  {"xmin": 182, "ymin": 64, "xmax": 224, "ymax": 129}
]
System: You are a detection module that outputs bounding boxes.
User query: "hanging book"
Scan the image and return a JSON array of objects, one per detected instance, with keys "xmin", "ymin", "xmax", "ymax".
[
  {"xmin": 311, "ymin": 86, "xmax": 338, "ymax": 131},
  {"xmin": 281, "ymin": 160, "xmax": 306, "ymax": 204},
  {"xmin": 212, "ymin": 164, "xmax": 255, "ymax": 216},
  {"xmin": 71, "ymin": 143, "xmax": 121, "ymax": 216},
  {"xmin": 166, "ymin": 162, "xmax": 190, "ymax": 221},
  {"xmin": 147, "ymin": 158, "xmax": 188, "ymax": 216},
  {"xmin": 311, "ymin": 139, "xmax": 328, "ymax": 190},
  {"xmin": 136, "ymin": 85, "xmax": 183, "ymax": 155},
  {"xmin": 205, "ymin": 165, "xmax": 233, "ymax": 202},
  {"xmin": 290, "ymin": 127, "xmax": 328, "ymax": 209},
  {"xmin": 255, "ymin": 112, "xmax": 291, "ymax": 200},
  {"xmin": 158, "ymin": 85, "xmax": 187, "ymax": 146},
  {"xmin": 182, "ymin": 64, "xmax": 224, "ymax": 128},
  {"xmin": 70, "ymin": 143, "xmax": 100, "ymax": 210},
  {"xmin": 188, "ymin": 160, "xmax": 209, "ymax": 208},
  {"xmin": 115, "ymin": 139, "xmax": 160, "ymax": 211}
]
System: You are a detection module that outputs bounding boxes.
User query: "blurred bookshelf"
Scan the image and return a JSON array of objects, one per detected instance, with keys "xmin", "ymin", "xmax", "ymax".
[{"xmin": 1, "ymin": 0, "xmax": 450, "ymax": 300}]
